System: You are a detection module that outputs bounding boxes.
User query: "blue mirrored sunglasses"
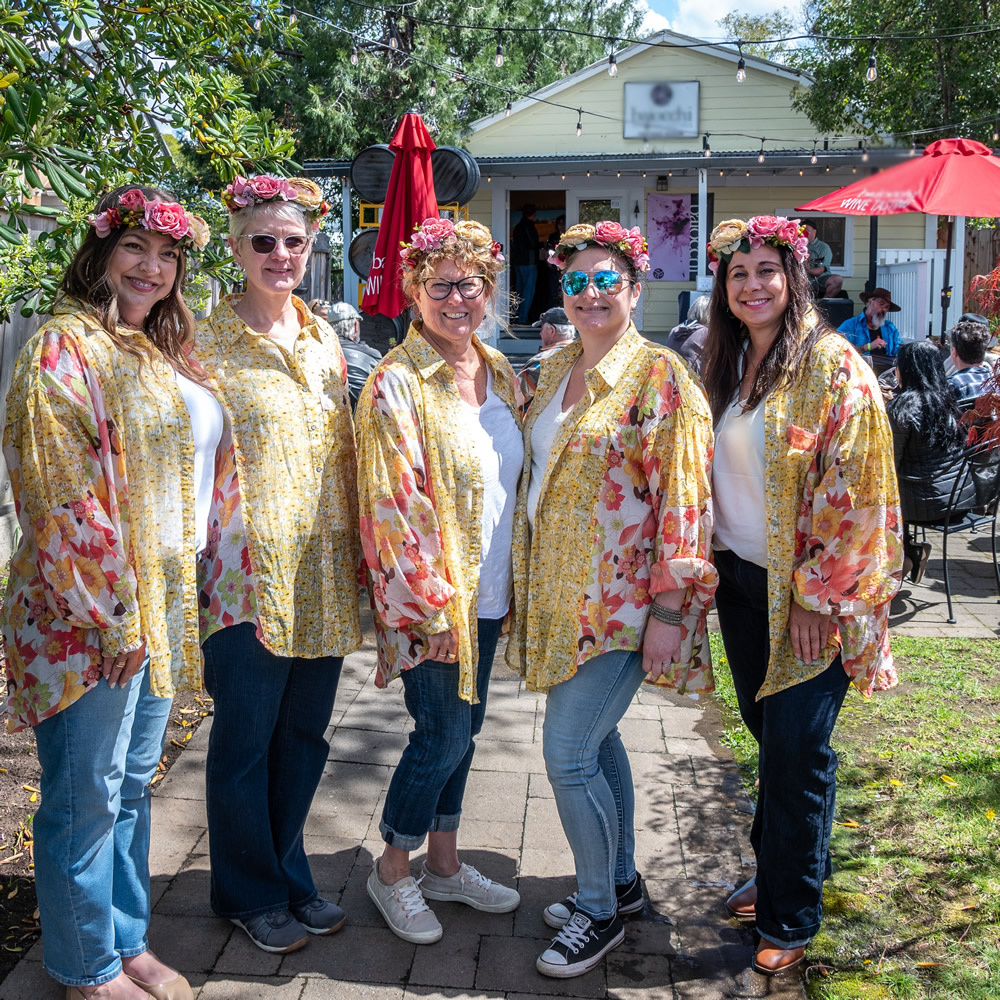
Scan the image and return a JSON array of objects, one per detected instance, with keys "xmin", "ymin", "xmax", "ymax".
[{"xmin": 560, "ymin": 269, "xmax": 629, "ymax": 296}]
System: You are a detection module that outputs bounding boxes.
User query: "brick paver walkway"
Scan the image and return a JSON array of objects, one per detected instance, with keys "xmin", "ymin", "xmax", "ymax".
[{"xmin": 4, "ymin": 530, "xmax": 994, "ymax": 999}]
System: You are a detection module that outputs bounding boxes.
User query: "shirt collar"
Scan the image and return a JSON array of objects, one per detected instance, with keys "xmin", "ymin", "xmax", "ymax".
[
  {"xmin": 212, "ymin": 293, "xmax": 323, "ymax": 346},
  {"xmin": 401, "ymin": 322, "xmax": 503, "ymax": 383},
  {"xmin": 54, "ymin": 296, "xmax": 148, "ymax": 338},
  {"xmin": 586, "ymin": 324, "xmax": 645, "ymax": 391}
]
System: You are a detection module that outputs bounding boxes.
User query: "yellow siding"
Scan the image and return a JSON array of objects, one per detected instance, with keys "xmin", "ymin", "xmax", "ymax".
[{"xmin": 466, "ymin": 45, "xmax": 814, "ymax": 158}]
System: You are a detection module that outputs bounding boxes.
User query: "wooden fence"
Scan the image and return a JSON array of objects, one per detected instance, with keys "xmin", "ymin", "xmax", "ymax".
[{"xmin": 964, "ymin": 225, "xmax": 1000, "ymax": 305}]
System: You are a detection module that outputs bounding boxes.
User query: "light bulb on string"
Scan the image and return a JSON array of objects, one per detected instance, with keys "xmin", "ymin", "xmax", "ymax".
[
  {"xmin": 866, "ymin": 49, "xmax": 877, "ymax": 82},
  {"xmin": 288, "ymin": 1, "xmax": 296, "ymax": 25},
  {"xmin": 862, "ymin": 145, "xmax": 869, "ymax": 163},
  {"xmin": 736, "ymin": 43, "xmax": 746, "ymax": 83},
  {"xmin": 576, "ymin": 109, "xmax": 582, "ymax": 137},
  {"xmin": 810, "ymin": 141, "xmax": 818, "ymax": 165},
  {"xmin": 993, "ymin": 122, "xmax": 999, "ymax": 143},
  {"xmin": 253, "ymin": 14, "xmax": 262, "ymax": 30},
  {"xmin": 429, "ymin": 78, "xmax": 437, "ymax": 97},
  {"xmin": 495, "ymin": 32, "xmax": 504, "ymax": 68},
  {"xmin": 505, "ymin": 97, "xmax": 512, "ymax": 117},
  {"xmin": 703, "ymin": 134, "xmax": 711, "ymax": 157},
  {"xmin": 388, "ymin": 14, "xmax": 399, "ymax": 50},
  {"xmin": 757, "ymin": 142, "xmax": 765, "ymax": 164},
  {"xmin": 608, "ymin": 45, "xmax": 618, "ymax": 78},
  {"xmin": 910, "ymin": 136, "xmax": 917, "ymax": 155},
  {"xmin": 350, "ymin": 44, "xmax": 359, "ymax": 66}
]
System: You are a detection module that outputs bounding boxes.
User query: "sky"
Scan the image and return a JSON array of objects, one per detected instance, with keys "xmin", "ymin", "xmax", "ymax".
[{"xmin": 638, "ymin": 0, "xmax": 792, "ymax": 43}]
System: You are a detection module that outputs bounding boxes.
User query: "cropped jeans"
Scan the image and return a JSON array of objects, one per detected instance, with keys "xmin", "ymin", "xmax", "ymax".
[
  {"xmin": 542, "ymin": 649, "xmax": 647, "ymax": 922},
  {"xmin": 714, "ymin": 548, "xmax": 851, "ymax": 949},
  {"xmin": 380, "ymin": 617, "xmax": 504, "ymax": 850},
  {"xmin": 33, "ymin": 660, "xmax": 172, "ymax": 988},
  {"xmin": 202, "ymin": 622, "xmax": 343, "ymax": 919}
]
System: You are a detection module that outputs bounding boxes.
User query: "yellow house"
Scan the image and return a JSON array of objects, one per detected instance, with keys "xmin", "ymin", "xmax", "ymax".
[{"xmin": 314, "ymin": 29, "xmax": 962, "ymax": 341}]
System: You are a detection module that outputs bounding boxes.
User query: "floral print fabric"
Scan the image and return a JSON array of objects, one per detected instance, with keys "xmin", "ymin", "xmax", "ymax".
[
  {"xmin": 2, "ymin": 303, "xmax": 207, "ymax": 731},
  {"xmin": 507, "ymin": 325, "xmax": 717, "ymax": 696},
  {"xmin": 758, "ymin": 333, "xmax": 902, "ymax": 698},
  {"xmin": 355, "ymin": 324, "xmax": 521, "ymax": 703},
  {"xmin": 195, "ymin": 294, "xmax": 361, "ymax": 658}
]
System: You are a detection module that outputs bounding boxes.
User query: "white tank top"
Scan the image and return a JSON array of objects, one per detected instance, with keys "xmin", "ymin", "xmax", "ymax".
[{"xmin": 174, "ymin": 372, "xmax": 224, "ymax": 554}]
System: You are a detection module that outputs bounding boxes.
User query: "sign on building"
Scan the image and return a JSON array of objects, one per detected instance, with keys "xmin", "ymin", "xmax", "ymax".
[{"xmin": 623, "ymin": 82, "xmax": 699, "ymax": 139}]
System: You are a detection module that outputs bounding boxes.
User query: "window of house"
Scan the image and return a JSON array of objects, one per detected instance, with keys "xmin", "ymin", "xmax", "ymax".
[{"xmin": 780, "ymin": 210, "xmax": 853, "ymax": 274}]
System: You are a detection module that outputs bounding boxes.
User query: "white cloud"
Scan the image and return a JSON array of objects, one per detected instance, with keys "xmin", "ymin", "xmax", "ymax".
[
  {"xmin": 636, "ymin": 0, "xmax": 672, "ymax": 35},
  {"xmin": 643, "ymin": 0, "xmax": 797, "ymax": 43}
]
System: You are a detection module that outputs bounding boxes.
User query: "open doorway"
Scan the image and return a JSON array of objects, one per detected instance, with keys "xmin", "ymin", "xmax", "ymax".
[{"xmin": 510, "ymin": 190, "xmax": 565, "ymax": 326}]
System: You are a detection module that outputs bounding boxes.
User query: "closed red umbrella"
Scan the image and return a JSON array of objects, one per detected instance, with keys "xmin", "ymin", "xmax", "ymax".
[
  {"xmin": 362, "ymin": 112, "xmax": 438, "ymax": 319},
  {"xmin": 797, "ymin": 138, "xmax": 1000, "ymax": 336}
]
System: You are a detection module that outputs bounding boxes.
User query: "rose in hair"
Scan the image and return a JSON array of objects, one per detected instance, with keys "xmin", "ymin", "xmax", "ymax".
[
  {"xmin": 247, "ymin": 175, "xmax": 294, "ymax": 201},
  {"xmin": 91, "ymin": 208, "xmax": 121, "ymax": 238},
  {"xmin": 409, "ymin": 217, "xmax": 456, "ymax": 251},
  {"xmin": 118, "ymin": 189, "xmax": 147, "ymax": 213},
  {"xmin": 144, "ymin": 200, "xmax": 190, "ymax": 240},
  {"xmin": 594, "ymin": 220, "xmax": 629, "ymax": 245}
]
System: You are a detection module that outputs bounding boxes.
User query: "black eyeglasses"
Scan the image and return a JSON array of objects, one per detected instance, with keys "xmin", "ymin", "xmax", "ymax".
[
  {"xmin": 560, "ymin": 270, "xmax": 631, "ymax": 296},
  {"xmin": 242, "ymin": 233, "xmax": 313, "ymax": 255},
  {"xmin": 422, "ymin": 276, "xmax": 487, "ymax": 300}
]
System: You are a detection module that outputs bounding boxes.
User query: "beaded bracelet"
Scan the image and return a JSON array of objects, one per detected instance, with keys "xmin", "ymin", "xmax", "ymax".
[{"xmin": 648, "ymin": 603, "xmax": 683, "ymax": 626}]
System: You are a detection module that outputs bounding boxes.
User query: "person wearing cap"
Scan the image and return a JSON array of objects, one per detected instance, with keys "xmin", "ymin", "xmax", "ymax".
[
  {"xmin": 516, "ymin": 306, "xmax": 577, "ymax": 403},
  {"xmin": 837, "ymin": 288, "xmax": 902, "ymax": 370},
  {"xmin": 307, "ymin": 298, "xmax": 331, "ymax": 321},
  {"xmin": 328, "ymin": 301, "xmax": 383, "ymax": 410}
]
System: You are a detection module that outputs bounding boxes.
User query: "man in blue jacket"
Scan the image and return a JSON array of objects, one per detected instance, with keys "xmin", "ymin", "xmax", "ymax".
[{"xmin": 838, "ymin": 287, "xmax": 902, "ymax": 369}]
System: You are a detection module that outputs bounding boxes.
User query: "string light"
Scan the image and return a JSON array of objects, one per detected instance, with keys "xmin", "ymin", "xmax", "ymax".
[
  {"xmin": 866, "ymin": 48, "xmax": 877, "ymax": 82},
  {"xmin": 608, "ymin": 43, "xmax": 618, "ymax": 78},
  {"xmin": 810, "ymin": 140, "xmax": 818, "ymax": 165},
  {"xmin": 703, "ymin": 134, "xmax": 711, "ymax": 157},
  {"xmin": 757, "ymin": 141, "xmax": 765, "ymax": 164},
  {"xmin": 862, "ymin": 144, "xmax": 870, "ymax": 162},
  {"xmin": 736, "ymin": 42, "xmax": 746, "ymax": 83},
  {"xmin": 429, "ymin": 77, "xmax": 437, "ymax": 97},
  {"xmin": 617, "ymin": 170, "xmax": 621, "ymax": 177},
  {"xmin": 253, "ymin": 14, "xmax": 262, "ymax": 30},
  {"xmin": 495, "ymin": 31, "xmax": 504, "ymax": 68},
  {"xmin": 910, "ymin": 136, "xmax": 917, "ymax": 155},
  {"xmin": 505, "ymin": 93, "xmax": 512, "ymax": 117},
  {"xmin": 993, "ymin": 121, "xmax": 999, "ymax": 142},
  {"xmin": 387, "ymin": 13, "xmax": 399, "ymax": 49},
  {"xmin": 576, "ymin": 109, "xmax": 583, "ymax": 137},
  {"xmin": 288, "ymin": 1, "xmax": 296, "ymax": 25},
  {"xmin": 350, "ymin": 44, "xmax": 359, "ymax": 65},
  {"xmin": 586, "ymin": 169, "xmax": 590, "ymax": 177}
]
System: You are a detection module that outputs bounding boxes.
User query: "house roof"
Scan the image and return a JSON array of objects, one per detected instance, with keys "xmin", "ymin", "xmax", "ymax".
[{"xmin": 466, "ymin": 29, "xmax": 813, "ymax": 134}]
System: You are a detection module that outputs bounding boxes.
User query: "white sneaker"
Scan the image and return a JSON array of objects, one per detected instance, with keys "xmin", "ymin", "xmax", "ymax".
[
  {"xmin": 419, "ymin": 862, "xmax": 520, "ymax": 913},
  {"xmin": 366, "ymin": 861, "xmax": 443, "ymax": 944}
]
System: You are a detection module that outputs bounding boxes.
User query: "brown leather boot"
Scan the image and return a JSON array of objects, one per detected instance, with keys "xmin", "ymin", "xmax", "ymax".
[{"xmin": 752, "ymin": 936, "xmax": 806, "ymax": 975}]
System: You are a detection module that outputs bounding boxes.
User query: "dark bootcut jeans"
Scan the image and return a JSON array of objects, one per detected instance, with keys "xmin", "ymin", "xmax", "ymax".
[
  {"xmin": 379, "ymin": 617, "xmax": 505, "ymax": 849},
  {"xmin": 202, "ymin": 622, "xmax": 343, "ymax": 920},
  {"xmin": 713, "ymin": 548, "xmax": 851, "ymax": 949}
]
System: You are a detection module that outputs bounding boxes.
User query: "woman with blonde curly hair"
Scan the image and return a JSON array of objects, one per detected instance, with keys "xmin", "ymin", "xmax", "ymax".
[
  {"xmin": 509, "ymin": 221, "xmax": 716, "ymax": 978},
  {"xmin": 195, "ymin": 175, "xmax": 360, "ymax": 955},
  {"xmin": 356, "ymin": 217, "xmax": 522, "ymax": 944}
]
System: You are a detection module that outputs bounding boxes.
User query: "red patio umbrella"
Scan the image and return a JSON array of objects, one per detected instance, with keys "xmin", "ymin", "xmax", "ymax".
[
  {"xmin": 797, "ymin": 138, "xmax": 1000, "ymax": 337},
  {"xmin": 362, "ymin": 111, "xmax": 438, "ymax": 319}
]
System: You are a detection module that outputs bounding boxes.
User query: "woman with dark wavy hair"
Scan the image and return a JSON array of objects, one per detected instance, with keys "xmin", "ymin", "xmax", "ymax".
[
  {"xmin": 2, "ymin": 185, "xmax": 215, "ymax": 999},
  {"xmin": 888, "ymin": 340, "xmax": 972, "ymax": 582},
  {"xmin": 702, "ymin": 217, "xmax": 901, "ymax": 977}
]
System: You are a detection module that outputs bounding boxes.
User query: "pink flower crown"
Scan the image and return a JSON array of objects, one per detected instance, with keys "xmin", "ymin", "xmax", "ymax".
[
  {"xmin": 89, "ymin": 189, "xmax": 210, "ymax": 249},
  {"xmin": 547, "ymin": 221, "xmax": 651, "ymax": 273},
  {"xmin": 706, "ymin": 216, "xmax": 809, "ymax": 274},
  {"xmin": 400, "ymin": 217, "xmax": 505, "ymax": 270},
  {"xmin": 222, "ymin": 174, "xmax": 331, "ymax": 231}
]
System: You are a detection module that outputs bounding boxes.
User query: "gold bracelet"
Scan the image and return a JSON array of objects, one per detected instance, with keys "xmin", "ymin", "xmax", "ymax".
[{"xmin": 648, "ymin": 603, "xmax": 683, "ymax": 626}]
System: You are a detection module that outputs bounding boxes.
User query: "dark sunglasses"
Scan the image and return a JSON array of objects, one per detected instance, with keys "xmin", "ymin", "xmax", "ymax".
[
  {"xmin": 560, "ymin": 270, "xmax": 630, "ymax": 296},
  {"xmin": 242, "ymin": 233, "xmax": 313, "ymax": 255},
  {"xmin": 422, "ymin": 276, "xmax": 487, "ymax": 300}
]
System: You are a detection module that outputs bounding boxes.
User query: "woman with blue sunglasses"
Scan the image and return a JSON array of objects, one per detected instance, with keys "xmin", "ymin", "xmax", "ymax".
[{"xmin": 508, "ymin": 221, "xmax": 717, "ymax": 978}]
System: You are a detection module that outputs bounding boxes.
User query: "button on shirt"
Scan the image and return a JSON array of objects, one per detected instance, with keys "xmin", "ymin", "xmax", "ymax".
[{"xmin": 195, "ymin": 295, "xmax": 362, "ymax": 658}]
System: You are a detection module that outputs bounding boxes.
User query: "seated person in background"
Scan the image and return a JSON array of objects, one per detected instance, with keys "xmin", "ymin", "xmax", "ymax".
[
  {"xmin": 308, "ymin": 298, "xmax": 331, "ymax": 321},
  {"xmin": 838, "ymin": 287, "xmax": 902, "ymax": 367},
  {"xmin": 330, "ymin": 301, "xmax": 382, "ymax": 410},
  {"xmin": 803, "ymin": 223, "xmax": 844, "ymax": 297},
  {"xmin": 887, "ymin": 341, "xmax": 975, "ymax": 584},
  {"xmin": 943, "ymin": 312, "xmax": 992, "ymax": 376},
  {"xmin": 664, "ymin": 294, "xmax": 710, "ymax": 374},
  {"xmin": 947, "ymin": 318, "xmax": 993, "ymax": 402},
  {"xmin": 516, "ymin": 306, "xmax": 577, "ymax": 402}
]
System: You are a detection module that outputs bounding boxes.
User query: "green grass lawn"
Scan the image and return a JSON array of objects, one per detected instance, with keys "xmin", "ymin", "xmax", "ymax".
[{"xmin": 709, "ymin": 635, "xmax": 1000, "ymax": 1000}]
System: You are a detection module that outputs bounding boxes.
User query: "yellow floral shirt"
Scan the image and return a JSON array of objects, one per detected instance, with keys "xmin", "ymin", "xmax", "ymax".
[
  {"xmin": 753, "ymin": 332, "xmax": 902, "ymax": 699},
  {"xmin": 195, "ymin": 294, "xmax": 361, "ymax": 658},
  {"xmin": 507, "ymin": 326, "xmax": 717, "ymax": 696},
  {"xmin": 355, "ymin": 324, "xmax": 521, "ymax": 703},
  {"xmin": 2, "ymin": 303, "xmax": 205, "ymax": 731}
]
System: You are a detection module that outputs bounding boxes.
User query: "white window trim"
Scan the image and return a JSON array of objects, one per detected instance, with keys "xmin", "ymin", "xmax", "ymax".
[{"xmin": 778, "ymin": 207, "xmax": 854, "ymax": 277}]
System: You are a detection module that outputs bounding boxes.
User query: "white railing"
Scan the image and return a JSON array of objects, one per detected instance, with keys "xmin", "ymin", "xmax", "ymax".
[{"xmin": 878, "ymin": 247, "xmax": 964, "ymax": 341}]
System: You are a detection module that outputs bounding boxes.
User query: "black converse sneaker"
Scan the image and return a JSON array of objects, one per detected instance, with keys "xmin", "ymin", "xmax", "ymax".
[
  {"xmin": 543, "ymin": 871, "xmax": 644, "ymax": 929},
  {"xmin": 536, "ymin": 909, "xmax": 625, "ymax": 978}
]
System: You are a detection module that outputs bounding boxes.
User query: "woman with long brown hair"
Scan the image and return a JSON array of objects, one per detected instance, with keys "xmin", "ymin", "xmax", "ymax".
[
  {"xmin": 701, "ymin": 216, "xmax": 901, "ymax": 976},
  {"xmin": 2, "ymin": 185, "xmax": 215, "ymax": 998}
]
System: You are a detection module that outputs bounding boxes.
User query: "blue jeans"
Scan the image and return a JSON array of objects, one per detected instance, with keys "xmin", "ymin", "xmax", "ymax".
[
  {"xmin": 515, "ymin": 265, "xmax": 537, "ymax": 324},
  {"xmin": 714, "ymin": 548, "xmax": 851, "ymax": 948},
  {"xmin": 542, "ymin": 650, "xmax": 646, "ymax": 922},
  {"xmin": 33, "ymin": 661, "xmax": 172, "ymax": 987},
  {"xmin": 380, "ymin": 617, "xmax": 504, "ymax": 850},
  {"xmin": 202, "ymin": 623, "xmax": 342, "ymax": 919}
]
